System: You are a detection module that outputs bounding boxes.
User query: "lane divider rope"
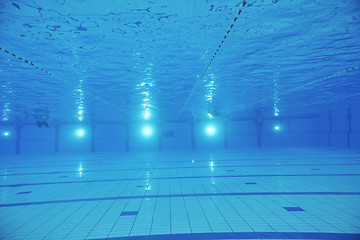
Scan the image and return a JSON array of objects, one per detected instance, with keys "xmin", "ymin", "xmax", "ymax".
[
  {"xmin": 253, "ymin": 65, "xmax": 360, "ymax": 107},
  {"xmin": 0, "ymin": 46, "xmax": 128, "ymax": 115},
  {"xmin": 177, "ymin": 0, "xmax": 247, "ymax": 118}
]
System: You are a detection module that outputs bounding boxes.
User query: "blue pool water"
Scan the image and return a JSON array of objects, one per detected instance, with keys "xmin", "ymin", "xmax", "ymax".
[{"xmin": 0, "ymin": 0, "xmax": 360, "ymax": 239}]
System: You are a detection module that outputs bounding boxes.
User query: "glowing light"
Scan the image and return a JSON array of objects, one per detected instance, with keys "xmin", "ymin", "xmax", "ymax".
[
  {"xmin": 143, "ymin": 126, "xmax": 152, "ymax": 136},
  {"xmin": 192, "ymin": 160, "xmax": 195, "ymax": 163},
  {"xmin": 3, "ymin": 132, "xmax": 9, "ymax": 136},
  {"xmin": 205, "ymin": 74, "xmax": 217, "ymax": 103},
  {"xmin": 136, "ymin": 63, "xmax": 154, "ymax": 120},
  {"xmin": 273, "ymin": 64, "xmax": 280, "ymax": 117},
  {"xmin": 2, "ymin": 82, "xmax": 12, "ymax": 121},
  {"xmin": 210, "ymin": 161, "xmax": 214, "ymax": 167},
  {"xmin": 79, "ymin": 164, "xmax": 83, "ymax": 177},
  {"xmin": 77, "ymin": 129, "xmax": 84, "ymax": 136},
  {"xmin": 207, "ymin": 126, "xmax": 215, "ymax": 135},
  {"xmin": 73, "ymin": 49, "xmax": 85, "ymax": 122},
  {"xmin": 274, "ymin": 125, "xmax": 280, "ymax": 131},
  {"xmin": 144, "ymin": 109, "xmax": 151, "ymax": 119},
  {"xmin": 208, "ymin": 113, "xmax": 213, "ymax": 118}
]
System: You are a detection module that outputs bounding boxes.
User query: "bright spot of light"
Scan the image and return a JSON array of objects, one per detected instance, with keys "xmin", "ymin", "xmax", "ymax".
[
  {"xmin": 207, "ymin": 126, "xmax": 215, "ymax": 135},
  {"xmin": 274, "ymin": 125, "xmax": 280, "ymax": 131},
  {"xmin": 78, "ymin": 164, "xmax": 83, "ymax": 177},
  {"xmin": 144, "ymin": 109, "xmax": 151, "ymax": 119},
  {"xmin": 3, "ymin": 132, "xmax": 9, "ymax": 136},
  {"xmin": 208, "ymin": 113, "xmax": 213, "ymax": 118},
  {"xmin": 143, "ymin": 127, "xmax": 152, "ymax": 136},
  {"xmin": 77, "ymin": 129, "xmax": 84, "ymax": 136},
  {"xmin": 210, "ymin": 161, "xmax": 214, "ymax": 167}
]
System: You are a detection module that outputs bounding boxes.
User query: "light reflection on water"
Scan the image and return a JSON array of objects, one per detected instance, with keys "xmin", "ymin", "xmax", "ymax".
[{"xmin": 136, "ymin": 63, "xmax": 155, "ymax": 120}]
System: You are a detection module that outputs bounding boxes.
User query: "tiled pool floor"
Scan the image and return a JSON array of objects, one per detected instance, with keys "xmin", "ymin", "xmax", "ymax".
[{"xmin": 0, "ymin": 149, "xmax": 359, "ymax": 239}]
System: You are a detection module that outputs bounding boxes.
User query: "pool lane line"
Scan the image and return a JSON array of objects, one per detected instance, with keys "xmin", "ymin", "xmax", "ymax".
[
  {"xmin": 1, "ymin": 191, "xmax": 360, "ymax": 208},
  {"xmin": 2, "ymin": 156, "xmax": 360, "ymax": 170},
  {"xmin": 1, "ymin": 173, "xmax": 360, "ymax": 188},
  {"xmin": 1, "ymin": 163, "xmax": 360, "ymax": 176}
]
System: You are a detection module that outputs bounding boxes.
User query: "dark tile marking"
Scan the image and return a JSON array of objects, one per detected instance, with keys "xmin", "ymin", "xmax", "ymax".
[
  {"xmin": 121, "ymin": 211, "xmax": 139, "ymax": 216},
  {"xmin": 1, "ymin": 192, "xmax": 359, "ymax": 208},
  {"xmin": 137, "ymin": 185, "xmax": 146, "ymax": 188},
  {"xmin": 284, "ymin": 207, "xmax": 305, "ymax": 211},
  {"xmin": 59, "ymin": 176, "xmax": 68, "ymax": 178},
  {"xmin": 226, "ymin": 170, "xmax": 235, "ymax": 172},
  {"xmin": 16, "ymin": 191, "xmax": 32, "ymax": 195},
  {"xmin": 88, "ymin": 231, "xmax": 360, "ymax": 240},
  {"xmin": 312, "ymin": 168, "xmax": 321, "ymax": 170},
  {"xmin": 245, "ymin": 182, "xmax": 257, "ymax": 185},
  {"xmin": 1, "ymin": 173, "xmax": 360, "ymax": 188}
]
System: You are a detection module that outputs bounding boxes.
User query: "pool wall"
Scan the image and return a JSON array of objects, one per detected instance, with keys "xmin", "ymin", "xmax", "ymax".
[{"xmin": 1, "ymin": 105, "xmax": 359, "ymax": 155}]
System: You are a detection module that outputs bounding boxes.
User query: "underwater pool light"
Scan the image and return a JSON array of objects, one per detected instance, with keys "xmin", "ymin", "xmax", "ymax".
[
  {"xmin": 76, "ymin": 129, "xmax": 85, "ymax": 136},
  {"xmin": 143, "ymin": 126, "xmax": 153, "ymax": 136},
  {"xmin": 3, "ymin": 132, "xmax": 9, "ymax": 136},
  {"xmin": 208, "ymin": 113, "xmax": 213, "ymax": 118},
  {"xmin": 274, "ymin": 125, "xmax": 280, "ymax": 131},
  {"xmin": 206, "ymin": 126, "xmax": 215, "ymax": 135}
]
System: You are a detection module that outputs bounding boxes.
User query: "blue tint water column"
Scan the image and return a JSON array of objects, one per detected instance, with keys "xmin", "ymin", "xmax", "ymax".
[
  {"xmin": 254, "ymin": 113, "xmax": 263, "ymax": 148},
  {"xmin": 54, "ymin": 122, "xmax": 60, "ymax": 153},
  {"xmin": 328, "ymin": 109, "xmax": 332, "ymax": 147},
  {"xmin": 190, "ymin": 118, "xmax": 195, "ymax": 150},
  {"xmin": 125, "ymin": 124, "xmax": 130, "ymax": 152},
  {"xmin": 224, "ymin": 119, "xmax": 228, "ymax": 149},
  {"xmin": 347, "ymin": 107, "xmax": 352, "ymax": 148},
  {"xmin": 158, "ymin": 123, "xmax": 163, "ymax": 151},
  {"xmin": 91, "ymin": 122, "xmax": 96, "ymax": 152},
  {"xmin": 15, "ymin": 120, "xmax": 21, "ymax": 154}
]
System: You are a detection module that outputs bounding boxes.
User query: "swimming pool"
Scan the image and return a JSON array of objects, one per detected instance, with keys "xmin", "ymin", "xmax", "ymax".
[{"xmin": 0, "ymin": 0, "xmax": 360, "ymax": 239}]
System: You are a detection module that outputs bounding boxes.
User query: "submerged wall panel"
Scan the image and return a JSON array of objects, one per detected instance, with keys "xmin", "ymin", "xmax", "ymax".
[
  {"xmin": 21, "ymin": 126, "xmax": 54, "ymax": 154},
  {"xmin": 1, "ymin": 104, "xmax": 360, "ymax": 155},
  {"xmin": 95, "ymin": 124, "xmax": 125, "ymax": 152}
]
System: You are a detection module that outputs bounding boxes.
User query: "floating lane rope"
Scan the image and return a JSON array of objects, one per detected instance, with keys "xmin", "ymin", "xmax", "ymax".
[
  {"xmin": 0, "ymin": 46, "xmax": 50, "ymax": 74},
  {"xmin": 0, "ymin": 46, "xmax": 128, "ymax": 115},
  {"xmin": 253, "ymin": 65, "xmax": 360, "ymax": 107},
  {"xmin": 280, "ymin": 66, "xmax": 360, "ymax": 96},
  {"xmin": 177, "ymin": 1, "xmax": 247, "ymax": 119}
]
